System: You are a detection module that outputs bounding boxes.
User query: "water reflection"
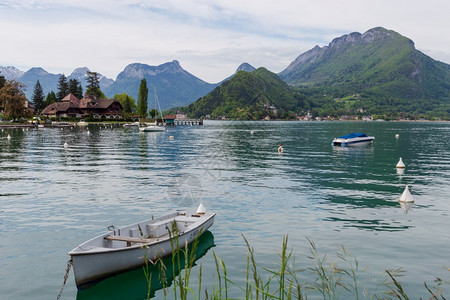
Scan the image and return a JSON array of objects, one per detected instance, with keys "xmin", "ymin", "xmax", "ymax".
[
  {"xmin": 400, "ymin": 201, "xmax": 413, "ymax": 214},
  {"xmin": 76, "ymin": 230, "xmax": 215, "ymax": 300}
]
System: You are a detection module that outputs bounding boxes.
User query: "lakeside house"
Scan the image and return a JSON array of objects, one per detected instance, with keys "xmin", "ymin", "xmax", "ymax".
[
  {"xmin": 41, "ymin": 94, "xmax": 122, "ymax": 119},
  {"xmin": 163, "ymin": 114, "xmax": 176, "ymax": 126}
]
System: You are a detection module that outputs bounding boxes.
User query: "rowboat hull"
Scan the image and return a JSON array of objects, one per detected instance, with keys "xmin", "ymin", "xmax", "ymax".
[{"xmin": 69, "ymin": 211, "xmax": 215, "ymax": 288}]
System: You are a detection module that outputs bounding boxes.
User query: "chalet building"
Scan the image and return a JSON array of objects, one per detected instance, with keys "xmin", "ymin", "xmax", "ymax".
[{"xmin": 42, "ymin": 94, "xmax": 122, "ymax": 119}]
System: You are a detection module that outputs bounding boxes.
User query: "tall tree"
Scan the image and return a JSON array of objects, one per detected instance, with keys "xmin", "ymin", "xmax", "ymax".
[
  {"xmin": 68, "ymin": 79, "xmax": 83, "ymax": 99},
  {"xmin": 0, "ymin": 71, "xmax": 5, "ymax": 90},
  {"xmin": 32, "ymin": 80, "xmax": 45, "ymax": 112},
  {"xmin": 56, "ymin": 74, "xmax": 69, "ymax": 101},
  {"xmin": 44, "ymin": 91, "xmax": 57, "ymax": 107},
  {"xmin": 0, "ymin": 80, "xmax": 28, "ymax": 120},
  {"xmin": 86, "ymin": 71, "xmax": 105, "ymax": 98},
  {"xmin": 137, "ymin": 78, "xmax": 148, "ymax": 117}
]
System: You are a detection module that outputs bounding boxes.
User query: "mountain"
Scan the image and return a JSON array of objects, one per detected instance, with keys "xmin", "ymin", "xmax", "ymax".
[
  {"xmin": 220, "ymin": 63, "xmax": 256, "ymax": 83},
  {"xmin": 183, "ymin": 67, "xmax": 301, "ymax": 120},
  {"xmin": 68, "ymin": 67, "xmax": 114, "ymax": 90},
  {"xmin": 0, "ymin": 66, "xmax": 114, "ymax": 100},
  {"xmin": 19, "ymin": 67, "xmax": 62, "ymax": 98},
  {"xmin": 0, "ymin": 66, "xmax": 24, "ymax": 79},
  {"xmin": 279, "ymin": 27, "xmax": 450, "ymax": 101},
  {"xmin": 103, "ymin": 60, "xmax": 217, "ymax": 110}
]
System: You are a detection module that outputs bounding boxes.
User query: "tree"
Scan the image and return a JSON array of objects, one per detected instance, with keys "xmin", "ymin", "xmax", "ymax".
[
  {"xmin": 113, "ymin": 93, "xmax": 136, "ymax": 114},
  {"xmin": 44, "ymin": 91, "xmax": 57, "ymax": 107},
  {"xmin": 0, "ymin": 80, "xmax": 28, "ymax": 120},
  {"xmin": 0, "ymin": 71, "xmax": 5, "ymax": 90},
  {"xmin": 137, "ymin": 78, "xmax": 148, "ymax": 117},
  {"xmin": 85, "ymin": 71, "xmax": 105, "ymax": 98},
  {"xmin": 68, "ymin": 79, "xmax": 83, "ymax": 99},
  {"xmin": 56, "ymin": 74, "xmax": 69, "ymax": 101},
  {"xmin": 149, "ymin": 108, "xmax": 158, "ymax": 119},
  {"xmin": 32, "ymin": 80, "xmax": 45, "ymax": 112}
]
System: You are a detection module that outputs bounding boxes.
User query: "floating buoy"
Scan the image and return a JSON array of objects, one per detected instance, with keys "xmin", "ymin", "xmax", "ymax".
[
  {"xmin": 196, "ymin": 201, "xmax": 206, "ymax": 215},
  {"xmin": 64, "ymin": 142, "xmax": 68, "ymax": 148},
  {"xmin": 250, "ymin": 130, "xmax": 254, "ymax": 135},
  {"xmin": 169, "ymin": 136, "xmax": 174, "ymax": 140},
  {"xmin": 87, "ymin": 130, "xmax": 90, "ymax": 135},
  {"xmin": 399, "ymin": 185, "xmax": 414, "ymax": 203},
  {"xmin": 396, "ymin": 157, "xmax": 405, "ymax": 168},
  {"xmin": 7, "ymin": 134, "xmax": 11, "ymax": 140},
  {"xmin": 278, "ymin": 144, "xmax": 284, "ymax": 153},
  {"xmin": 395, "ymin": 134, "xmax": 400, "ymax": 139}
]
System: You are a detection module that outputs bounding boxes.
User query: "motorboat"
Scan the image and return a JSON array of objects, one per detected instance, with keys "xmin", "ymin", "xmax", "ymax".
[
  {"xmin": 331, "ymin": 132, "xmax": 374, "ymax": 146},
  {"xmin": 68, "ymin": 205, "xmax": 215, "ymax": 288},
  {"xmin": 139, "ymin": 122, "xmax": 165, "ymax": 132},
  {"xmin": 77, "ymin": 120, "xmax": 88, "ymax": 126},
  {"xmin": 123, "ymin": 121, "xmax": 140, "ymax": 127}
]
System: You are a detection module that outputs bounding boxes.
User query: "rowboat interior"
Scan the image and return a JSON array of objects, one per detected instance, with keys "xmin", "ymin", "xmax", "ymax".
[{"xmin": 72, "ymin": 212, "xmax": 206, "ymax": 252}]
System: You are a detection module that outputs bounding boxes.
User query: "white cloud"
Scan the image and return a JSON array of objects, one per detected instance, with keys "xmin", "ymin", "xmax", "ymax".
[{"xmin": 0, "ymin": 0, "xmax": 449, "ymax": 82}]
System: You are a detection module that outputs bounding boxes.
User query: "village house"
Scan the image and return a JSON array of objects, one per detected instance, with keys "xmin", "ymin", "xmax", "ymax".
[{"xmin": 42, "ymin": 94, "xmax": 122, "ymax": 119}]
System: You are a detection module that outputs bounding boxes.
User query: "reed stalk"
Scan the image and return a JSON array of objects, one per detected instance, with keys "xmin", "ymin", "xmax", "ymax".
[{"xmin": 142, "ymin": 232, "xmax": 447, "ymax": 300}]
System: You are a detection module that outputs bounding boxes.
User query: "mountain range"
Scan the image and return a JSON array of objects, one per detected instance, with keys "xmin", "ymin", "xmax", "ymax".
[
  {"xmin": 184, "ymin": 27, "xmax": 449, "ymax": 119},
  {"xmin": 1, "ymin": 26, "xmax": 449, "ymax": 117}
]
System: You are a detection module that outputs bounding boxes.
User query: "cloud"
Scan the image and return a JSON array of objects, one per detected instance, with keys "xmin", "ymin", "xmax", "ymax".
[{"xmin": 0, "ymin": 0, "xmax": 449, "ymax": 82}]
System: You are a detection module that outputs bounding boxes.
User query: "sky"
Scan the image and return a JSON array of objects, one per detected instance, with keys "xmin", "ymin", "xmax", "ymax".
[{"xmin": 1, "ymin": 0, "xmax": 449, "ymax": 83}]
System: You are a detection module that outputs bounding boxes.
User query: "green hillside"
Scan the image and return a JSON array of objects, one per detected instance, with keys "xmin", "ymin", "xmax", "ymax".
[
  {"xmin": 184, "ymin": 68, "xmax": 303, "ymax": 120},
  {"xmin": 277, "ymin": 27, "xmax": 450, "ymax": 118},
  {"xmin": 182, "ymin": 27, "xmax": 449, "ymax": 120}
]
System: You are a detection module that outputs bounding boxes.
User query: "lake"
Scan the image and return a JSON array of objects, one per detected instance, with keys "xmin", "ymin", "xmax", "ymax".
[{"xmin": 0, "ymin": 121, "xmax": 449, "ymax": 299}]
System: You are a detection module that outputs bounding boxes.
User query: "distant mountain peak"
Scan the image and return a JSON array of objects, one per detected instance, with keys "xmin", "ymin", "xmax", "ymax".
[
  {"xmin": 236, "ymin": 63, "xmax": 256, "ymax": 73},
  {"xmin": 70, "ymin": 67, "xmax": 90, "ymax": 78},
  {"xmin": 26, "ymin": 67, "xmax": 51, "ymax": 76},
  {"xmin": 0, "ymin": 66, "xmax": 24, "ymax": 79},
  {"xmin": 118, "ymin": 60, "xmax": 185, "ymax": 80}
]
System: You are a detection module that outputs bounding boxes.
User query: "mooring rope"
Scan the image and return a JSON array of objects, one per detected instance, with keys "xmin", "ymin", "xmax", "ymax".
[{"xmin": 56, "ymin": 258, "xmax": 73, "ymax": 300}]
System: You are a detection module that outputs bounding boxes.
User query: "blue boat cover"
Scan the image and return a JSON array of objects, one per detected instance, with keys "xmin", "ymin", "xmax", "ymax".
[{"xmin": 337, "ymin": 133, "xmax": 369, "ymax": 139}]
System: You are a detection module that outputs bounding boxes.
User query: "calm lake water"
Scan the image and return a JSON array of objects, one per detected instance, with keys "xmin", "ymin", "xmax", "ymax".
[{"xmin": 0, "ymin": 121, "xmax": 449, "ymax": 299}]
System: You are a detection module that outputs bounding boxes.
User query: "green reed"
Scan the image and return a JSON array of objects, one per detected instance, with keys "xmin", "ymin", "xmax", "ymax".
[{"xmin": 144, "ymin": 232, "xmax": 448, "ymax": 299}]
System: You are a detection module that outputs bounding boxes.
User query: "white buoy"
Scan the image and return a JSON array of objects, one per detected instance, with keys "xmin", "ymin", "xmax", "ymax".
[
  {"xmin": 396, "ymin": 157, "xmax": 405, "ymax": 168},
  {"xmin": 399, "ymin": 185, "xmax": 414, "ymax": 203},
  {"xmin": 278, "ymin": 144, "xmax": 284, "ymax": 153},
  {"xmin": 87, "ymin": 130, "xmax": 90, "ymax": 135},
  {"xmin": 7, "ymin": 134, "xmax": 11, "ymax": 140},
  {"xmin": 395, "ymin": 134, "xmax": 400, "ymax": 139},
  {"xmin": 250, "ymin": 130, "xmax": 254, "ymax": 135},
  {"xmin": 196, "ymin": 201, "xmax": 206, "ymax": 215},
  {"xmin": 64, "ymin": 142, "xmax": 68, "ymax": 148}
]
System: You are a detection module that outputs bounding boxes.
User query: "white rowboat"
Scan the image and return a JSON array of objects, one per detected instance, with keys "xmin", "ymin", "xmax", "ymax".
[{"xmin": 68, "ymin": 208, "xmax": 215, "ymax": 288}]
